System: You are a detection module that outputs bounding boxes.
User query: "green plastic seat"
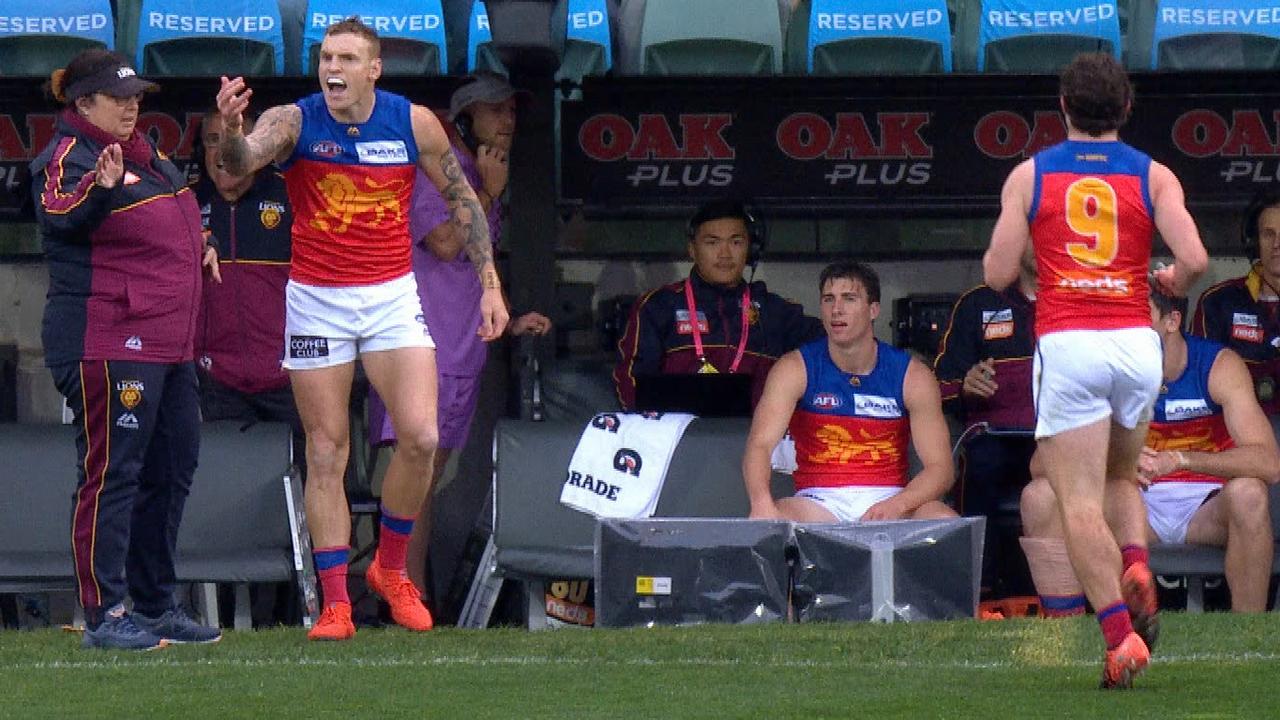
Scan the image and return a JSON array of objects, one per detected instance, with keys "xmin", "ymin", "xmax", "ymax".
[
  {"xmin": 812, "ymin": 37, "xmax": 946, "ymax": 75},
  {"xmin": 143, "ymin": 37, "xmax": 275, "ymax": 76},
  {"xmin": 0, "ymin": 36, "xmax": 105, "ymax": 77},
  {"xmin": 639, "ymin": 0, "xmax": 783, "ymax": 75}
]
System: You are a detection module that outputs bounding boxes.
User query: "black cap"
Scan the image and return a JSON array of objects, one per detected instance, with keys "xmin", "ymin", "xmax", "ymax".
[{"xmin": 65, "ymin": 60, "xmax": 158, "ymax": 102}]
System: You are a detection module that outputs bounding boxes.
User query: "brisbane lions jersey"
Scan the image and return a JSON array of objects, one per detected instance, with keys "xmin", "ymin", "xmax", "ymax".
[
  {"xmin": 1029, "ymin": 140, "xmax": 1155, "ymax": 337},
  {"xmin": 789, "ymin": 338, "xmax": 912, "ymax": 490},
  {"xmin": 281, "ymin": 89, "xmax": 419, "ymax": 286},
  {"xmin": 1145, "ymin": 334, "xmax": 1234, "ymax": 485}
]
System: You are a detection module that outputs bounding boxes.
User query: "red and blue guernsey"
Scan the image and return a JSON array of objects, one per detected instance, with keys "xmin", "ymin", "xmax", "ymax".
[
  {"xmin": 789, "ymin": 338, "xmax": 912, "ymax": 490},
  {"xmin": 1145, "ymin": 334, "xmax": 1234, "ymax": 485},
  {"xmin": 281, "ymin": 89, "xmax": 419, "ymax": 287},
  {"xmin": 1030, "ymin": 140, "xmax": 1155, "ymax": 338}
]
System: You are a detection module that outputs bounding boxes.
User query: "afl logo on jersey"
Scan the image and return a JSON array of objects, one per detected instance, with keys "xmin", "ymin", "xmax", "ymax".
[
  {"xmin": 812, "ymin": 392, "xmax": 842, "ymax": 409},
  {"xmin": 310, "ymin": 140, "xmax": 342, "ymax": 158}
]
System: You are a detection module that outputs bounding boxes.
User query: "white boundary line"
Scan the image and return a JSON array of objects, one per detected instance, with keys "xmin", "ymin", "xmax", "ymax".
[{"xmin": 5, "ymin": 651, "xmax": 1278, "ymax": 672}]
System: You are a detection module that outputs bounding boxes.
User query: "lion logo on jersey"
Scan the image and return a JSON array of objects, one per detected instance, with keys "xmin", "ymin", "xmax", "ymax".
[
  {"xmin": 807, "ymin": 424, "xmax": 900, "ymax": 465},
  {"xmin": 310, "ymin": 174, "xmax": 406, "ymax": 234}
]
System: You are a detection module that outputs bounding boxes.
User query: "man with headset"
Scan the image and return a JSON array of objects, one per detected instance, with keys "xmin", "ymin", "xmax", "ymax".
[
  {"xmin": 367, "ymin": 71, "xmax": 553, "ymax": 602},
  {"xmin": 613, "ymin": 198, "xmax": 823, "ymax": 410},
  {"xmin": 1192, "ymin": 186, "xmax": 1280, "ymax": 421}
]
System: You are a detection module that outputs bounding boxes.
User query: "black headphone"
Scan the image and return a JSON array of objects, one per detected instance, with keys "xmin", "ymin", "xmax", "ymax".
[
  {"xmin": 454, "ymin": 111, "xmax": 480, "ymax": 155},
  {"xmin": 1241, "ymin": 185, "xmax": 1280, "ymax": 259},
  {"xmin": 686, "ymin": 199, "xmax": 767, "ymax": 268}
]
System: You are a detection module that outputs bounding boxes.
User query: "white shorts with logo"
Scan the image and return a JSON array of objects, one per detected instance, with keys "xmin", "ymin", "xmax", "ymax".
[
  {"xmin": 283, "ymin": 274, "xmax": 434, "ymax": 370},
  {"xmin": 794, "ymin": 486, "xmax": 902, "ymax": 523},
  {"xmin": 1033, "ymin": 327, "xmax": 1162, "ymax": 439},
  {"xmin": 1143, "ymin": 481, "xmax": 1220, "ymax": 545}
]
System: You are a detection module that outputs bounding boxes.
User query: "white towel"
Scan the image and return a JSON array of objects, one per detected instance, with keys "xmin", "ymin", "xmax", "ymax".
[
  {"xmin": 770, "ymin": 432, "xmax": 797, "ymax": 475},
  {"xmin": 560, "ymin": 411, "xmax": 695, "ymax": 518}
]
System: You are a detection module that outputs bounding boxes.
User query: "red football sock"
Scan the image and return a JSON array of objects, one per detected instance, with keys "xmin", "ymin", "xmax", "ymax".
[
  {"xmin": 1098, "ymin": 601, "xmax": 1134, "ymax": 650},
  {"xmin": 314, "ymin": 546, "xmax": 350, "ymax": 607},
  {"xmin": 1121, "ymin": 545, "xmax": 1149, "ymax": 572},
  {"xmin": 376, "ymin": 506, "xmax": 415, "ymax": 572}
]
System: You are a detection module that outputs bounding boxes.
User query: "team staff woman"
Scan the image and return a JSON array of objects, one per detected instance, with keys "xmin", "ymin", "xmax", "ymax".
[{"xmin": 32, "ymin": 49, "xmax": 222, "ymax": 650}]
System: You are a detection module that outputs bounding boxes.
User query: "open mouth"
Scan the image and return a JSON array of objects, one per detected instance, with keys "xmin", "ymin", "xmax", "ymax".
[{"xmin": 326, "ymin": 77, "xmax": 347, "ymax": 90}]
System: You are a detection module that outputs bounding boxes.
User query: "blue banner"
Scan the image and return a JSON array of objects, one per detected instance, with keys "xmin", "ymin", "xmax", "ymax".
[
  {"xmin": 567, "ymin": 0, "xmax": 612, "ymax": 70},
  {"xmin": 978, "ymin": 1, "xmax": 1120, "ymax": 70},
  {"xmin": 0, "ymin": 0, "xmax": 114, "ymax": 48},
  {"xmin": 137, "ymin": 0, "xmax": 284, "ymax": 73},
  {"xmin": 302, "ymin": 0, "xmax": 447, "ymax": 73},
  {"xmin": 1152, "ymin": 0, "xmax": 1280, "ymax": 68},
  {"xmin": 807, "ymin": 0, "xmax": 951, "ymax": 72}
]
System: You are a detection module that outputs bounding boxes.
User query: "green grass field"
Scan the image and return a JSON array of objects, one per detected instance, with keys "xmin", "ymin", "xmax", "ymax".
[{"xmin": 3, "ymin": 612, "xmax": 1279, "ymax": 719}]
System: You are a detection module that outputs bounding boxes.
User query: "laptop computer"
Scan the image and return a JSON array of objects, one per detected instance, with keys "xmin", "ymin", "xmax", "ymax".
[{"xmin": 633, "ymin": 373, "xmax": 754, "ymax": 417}]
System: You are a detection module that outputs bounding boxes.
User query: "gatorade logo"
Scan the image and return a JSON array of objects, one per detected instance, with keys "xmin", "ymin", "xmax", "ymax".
[
  {"xmin": 591, "ymin": 412, "xmax": 621, "ymax": 433},
  {"xmin": 612, "ymin": 448, "xmax": 643, "ymax": 477}
]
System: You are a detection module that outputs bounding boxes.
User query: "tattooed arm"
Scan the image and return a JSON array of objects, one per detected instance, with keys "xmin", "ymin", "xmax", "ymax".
[
  {"xmin": 413, "ymin": 103, "xmax": 509, "ymax": 339},
  {"xmin": 215, "ymin": 76, "xmax": 300, "ymax": 176}
]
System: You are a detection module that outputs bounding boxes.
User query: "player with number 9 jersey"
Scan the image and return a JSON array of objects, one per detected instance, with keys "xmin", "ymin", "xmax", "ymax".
[{"xmin": 1030, "ymin": 141, "xmax": 1155, "ymax": 338}]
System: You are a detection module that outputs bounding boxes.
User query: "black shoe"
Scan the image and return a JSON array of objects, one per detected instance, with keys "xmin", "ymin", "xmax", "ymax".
[
  {"xmin": 133, "ymin": 607, "xmax": 222, "ymax": 644},
  {"xmin": 82, "ymin": 605, "xmax": 167, "ymax": 651}
]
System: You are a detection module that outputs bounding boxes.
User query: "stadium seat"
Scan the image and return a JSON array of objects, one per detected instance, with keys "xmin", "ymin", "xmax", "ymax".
[
  {"xmin": 136, "ymin": 0, "xmax": 285, "ymax": 75},
  {"xmin": 801, "ymin": 0, "xmax": 953, "ymax": 74},
  {"xmin": 0, "ymin": 0, "xmax": 114, "ymax": 77},
  {"xmin": 638, "ymin": 0, "xmax": 784, "ymax": 75},
  {"xmin": 303, "ymin": 0, "xmax": 447, "ymax": 75},
  {"xmin": 1131, "ymin": 0, "xmax": 1280, "ymax": 70},
  {"xmin": 555, "ymin": 0, "xmax": 613, "ymax": 89},
  {"xmin": 955, "ymin": 0, "xmax": 1122, "ymax": 73},
  {"xmin": 467, "ymin": 0, "xmax": 509, "ymax": 75}
]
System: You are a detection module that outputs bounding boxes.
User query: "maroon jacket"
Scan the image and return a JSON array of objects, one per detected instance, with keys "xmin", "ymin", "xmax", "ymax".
[
  {"xmin": 933, "ymin": 284, "xmax": 1036, "ymax": 430},
  {"xmin": 33, "ymin": 109, "xmax": 203, "ymax": 367},
  {"xmin": 613, "ymin": 270, "xmax": 823, "ymax": 409},
  {"xmin": 193, "ymin": 171, "xmax": 291, "ymax": 394}
]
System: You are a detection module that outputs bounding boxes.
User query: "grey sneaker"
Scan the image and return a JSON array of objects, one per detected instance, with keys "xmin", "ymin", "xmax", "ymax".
[
  {"xmin": 82, "ymin": 606, "xmax": 167, "ymax": 651},
  {"xmin": 133, "ymin": 607, "xmax": 222, "ymax": 644}
]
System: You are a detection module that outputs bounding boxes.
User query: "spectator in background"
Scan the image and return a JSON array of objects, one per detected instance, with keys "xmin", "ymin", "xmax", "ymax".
[
  {"xmin": 32, "ymin": 49, "xmax": 222, "ymax": 649},
  {"xmin": 193, "ymin": 111, "xmax": 299, "ymax": 444},
  {"xmin": 367, "ymin": 72, "xmax": 553, "ymax": 601},
  {"xmin": 744, "ymin": 261, "xmax": 956, "ymax": 523},
  {"xmin": 613, "ymin": 198, "xmax": 823, "ymax": 410},
  {"xmin": 1192, "ymin": 186, "xmax": 1280, "ymax": 420},
  {"xmin": 1022, "ymin": 288, "xmax": 1280, "ymax": 613},
  {"xmin": 933, "ymin": 256, "xmax": 1037, "ymax": 601}
]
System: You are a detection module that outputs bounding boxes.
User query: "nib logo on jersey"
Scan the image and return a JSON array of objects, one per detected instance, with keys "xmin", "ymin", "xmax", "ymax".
[
  {"xmin": 1056, "ymin": 271, "xmax": 1131, "ymax": 296},
  {"xmin": 777, "ymin": 111, "xmax": 934, "ymax": 186},
  {"xmin": 578, "ymin": 113, "xmax": 736, "ymax": 188}
]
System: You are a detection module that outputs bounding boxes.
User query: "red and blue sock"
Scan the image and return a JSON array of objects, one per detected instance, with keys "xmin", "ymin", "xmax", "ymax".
[
  {"xmin": 1039, "ymin": 594, "xmax": 1086, "ymax": 618},
  {"xmin": 376, "ymin": 505, "xmax": 415, "ymax": 572},
  {"xmin": 313, "ymin": 546, "xmax": 350, "ymax": 607},
  {"xmin": 1098, "ymin": 601, "xmax": 1135, "ymax": 650}
]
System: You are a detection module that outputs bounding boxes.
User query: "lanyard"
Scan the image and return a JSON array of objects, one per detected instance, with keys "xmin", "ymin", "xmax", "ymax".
[{"xmin": 684, "ymin": 278, "xmax": 751, "ymax": 374}]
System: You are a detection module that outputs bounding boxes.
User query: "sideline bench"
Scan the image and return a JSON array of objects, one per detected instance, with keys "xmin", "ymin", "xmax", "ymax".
[{"xmin": 0, "ymin": 421, "xmax": 312, "ymax": 629}]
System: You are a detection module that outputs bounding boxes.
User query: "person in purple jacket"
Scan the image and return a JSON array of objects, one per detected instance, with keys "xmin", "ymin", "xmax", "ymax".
[
  {"xmin": 31, "ymin": 49, "xmax": 223, "ymax": 650},
  {"xmin": 367, "ymin": 73, "xmax": 553, "ymax": 599}
]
